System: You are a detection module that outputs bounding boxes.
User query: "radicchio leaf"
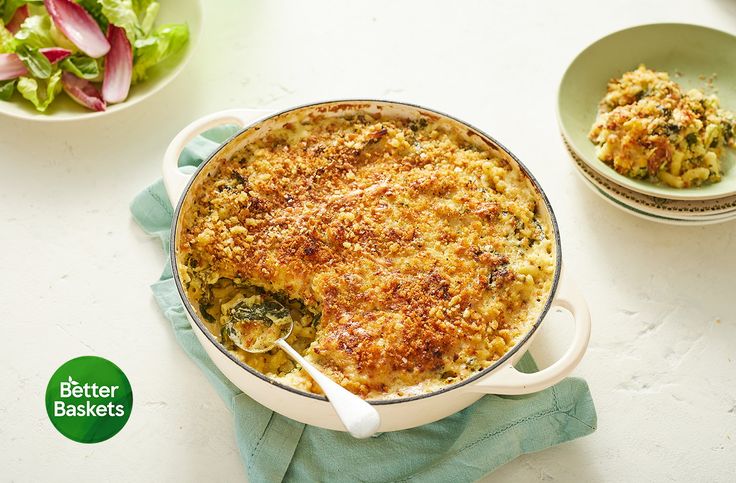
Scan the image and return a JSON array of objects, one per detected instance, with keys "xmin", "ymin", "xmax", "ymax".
[
  {"xmin": 39, "ymin": 47, "xmax": 72, "ymax": 64},
  {"xmin": 44, "ymin": 0, "xmax": 110, "ymax": 58},
  {"xmin": 0, "ymin": 52, "xmax": 26, "ymax": 80},
  {"xmin": 0, "ymin": 47, "xmax": 70, "ymax": 80},
  {"xmin": 61, "ymin": 70, "xmax": 105, "ymax": 111},
  {"xmin": 5, "ymin": 4, "xmax": 29, "ymax": 34},
  {"xmin": 101, "ymin": 24, "xmax": 131, "ymax": 103}
]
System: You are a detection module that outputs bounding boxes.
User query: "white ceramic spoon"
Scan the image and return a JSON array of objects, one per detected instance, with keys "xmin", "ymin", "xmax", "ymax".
[{"xmin": 227, "ymin": 301, "xmax": 381, "ymax": 438}]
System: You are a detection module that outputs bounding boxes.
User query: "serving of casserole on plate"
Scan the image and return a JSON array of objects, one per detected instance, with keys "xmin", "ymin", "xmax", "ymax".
[
  {"xmin": 588, "ymin": 65, "xmax": 735, "ymax": 188},
  {"xmin": 175, "ymin": 108, "xmax": 556, "ymax": 399},
  {"xmin": 558, "ymin": 23, "xmax": 736, "ymax": 203}
]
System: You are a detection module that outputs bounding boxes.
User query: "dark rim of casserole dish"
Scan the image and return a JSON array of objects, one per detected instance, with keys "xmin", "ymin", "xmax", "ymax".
[{"xmin": 170, "ymin": 99, "xmax": 563, "ymax": 405}]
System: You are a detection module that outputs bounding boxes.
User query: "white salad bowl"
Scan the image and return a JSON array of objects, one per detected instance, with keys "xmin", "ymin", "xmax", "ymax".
[
  {"xmin": 162, "ymin": 101, "xmax": 592, "ymax": 435},
  {"xmin": 0, "ymin": 0, "xmax": 202, "ymax": 122}
]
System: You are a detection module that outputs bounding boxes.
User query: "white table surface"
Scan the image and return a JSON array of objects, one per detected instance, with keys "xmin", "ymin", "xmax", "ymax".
[{"xmin": 2, "ymin": 0, "xmax": 735, "ymax": 481}]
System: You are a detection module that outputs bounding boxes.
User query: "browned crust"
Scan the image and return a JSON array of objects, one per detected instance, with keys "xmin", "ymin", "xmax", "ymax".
[{"xmin": 178, "ymin": 113, "xmax": 554, "ymax": 397}]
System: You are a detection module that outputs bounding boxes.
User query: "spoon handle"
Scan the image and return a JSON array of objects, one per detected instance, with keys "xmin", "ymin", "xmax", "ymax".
[{"xmin": 275, "ymin": 339, "xmax": 381, "ymax": 438}]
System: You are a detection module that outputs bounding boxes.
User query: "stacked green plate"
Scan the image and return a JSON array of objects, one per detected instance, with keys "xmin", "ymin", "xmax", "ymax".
[{"xmin": 558, "ymin": 23, "xmax": 736, "ymax": 225}]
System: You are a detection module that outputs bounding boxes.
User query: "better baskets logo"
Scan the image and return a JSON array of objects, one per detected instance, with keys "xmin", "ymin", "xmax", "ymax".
[{"xmin": 45, "ymin": 356, "xmax": 133, "ymax": 443}]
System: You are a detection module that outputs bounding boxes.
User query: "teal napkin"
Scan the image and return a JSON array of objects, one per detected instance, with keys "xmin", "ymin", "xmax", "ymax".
[{"xmin": 131, "ymin": 126, "xmax": 596, "ymax": 483}]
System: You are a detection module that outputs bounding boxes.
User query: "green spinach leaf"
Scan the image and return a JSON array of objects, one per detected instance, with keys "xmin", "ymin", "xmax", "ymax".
[{"xmin": 230, "ymin": 299, "xmax": 290, "ymax": 326}]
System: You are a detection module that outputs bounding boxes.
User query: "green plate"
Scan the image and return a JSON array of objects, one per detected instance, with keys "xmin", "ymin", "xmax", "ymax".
[{"xmin": 558, "ymin": 23, "xmax": 736, "ymax": 201}]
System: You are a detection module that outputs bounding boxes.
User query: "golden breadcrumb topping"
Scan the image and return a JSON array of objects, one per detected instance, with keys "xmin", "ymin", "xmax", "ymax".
[
  {"xmin": 589, "ymin": 65, "xmax": 735, "ymax": 188},
  {"xmin": 177, "ymin": 112, "xmax": 555, "ymax": 399}
]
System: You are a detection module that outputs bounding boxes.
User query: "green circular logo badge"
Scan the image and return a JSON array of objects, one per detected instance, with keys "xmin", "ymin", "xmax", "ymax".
[{"xmin": 45, "ymin": 356, "xmax": 133, "ymax": 444}]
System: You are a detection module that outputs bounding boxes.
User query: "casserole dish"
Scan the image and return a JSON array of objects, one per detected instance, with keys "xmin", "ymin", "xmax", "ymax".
[{"xmin": 163, "ymin": 100, "xmax": 591, "ymax": 434}]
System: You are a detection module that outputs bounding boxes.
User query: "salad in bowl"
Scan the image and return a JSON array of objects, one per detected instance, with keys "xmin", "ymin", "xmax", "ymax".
[{"xmin": 0, "ymin": 0, "xmax": 188, "ymax": 113}]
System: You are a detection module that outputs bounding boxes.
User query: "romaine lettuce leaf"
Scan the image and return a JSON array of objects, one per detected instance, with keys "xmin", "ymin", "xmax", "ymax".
[
  {"xmin": 99, "ymin": 0, "xmax": 138, "ymax": 41},
  {"xmin": 131, "ymin": 23, "xmax": 187, "ymax": 83},
  {"xmin": 132, "ymin": 0, "xmax": 157, "ymax": 17},
  {"xmin": 97, "ymin": 0, "xmax": 161, "ymax": 41},
  {"xmin": 61, "ymin": 54, "xmax": 100, "ymax": 80},
  {"xmin": 137, "ymin": 0, "xmax": 158, "ymax": 35},
  {"xmin": 0, "ymin": 21, "xmax": 15, "ymax": 52},
  {"xmin": 14, "ymin": 13, "xmax": 54, "ymax": 49},
  {"xmin": 17, "ymin": 66, "xmax": 60, "ymax": 111},
  {"xmin": 15, "ymin": 43, "xmax": 51, "ymax": 77}
]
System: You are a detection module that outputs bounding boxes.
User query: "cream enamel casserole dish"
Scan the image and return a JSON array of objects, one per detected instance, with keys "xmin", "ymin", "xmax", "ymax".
[{"xmin": 162, "ymin": 100, "xmax": 591, "ymax": 435}]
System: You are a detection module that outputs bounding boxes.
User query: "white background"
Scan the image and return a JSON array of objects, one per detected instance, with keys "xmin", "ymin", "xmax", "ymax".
[{"xmin": 2, "ymin": 0, "xmax": 736, "ymax": 481}]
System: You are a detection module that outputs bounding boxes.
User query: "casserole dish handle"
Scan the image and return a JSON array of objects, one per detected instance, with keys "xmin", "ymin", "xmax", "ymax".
[
  {"xmin": 162, "ymin": 109, "xmax": 273, "ymax": 206},
  {"xmin": 468, "ymin": 269, "xmax": 591, "ymax": 395}
]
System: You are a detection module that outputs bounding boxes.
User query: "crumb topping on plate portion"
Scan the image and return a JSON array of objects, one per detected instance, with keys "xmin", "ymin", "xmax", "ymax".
[
  {"xmin": 589, "ymin": 65, "xmax": 735, "ymax": 188},
  {"xmin": 177, "ymin": 112, "xmax": 556, "ymax": 399}
]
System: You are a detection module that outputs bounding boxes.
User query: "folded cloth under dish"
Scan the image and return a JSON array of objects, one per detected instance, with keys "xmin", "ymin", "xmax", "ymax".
[{"xmin": 130, "ymin": 125, "xmax": 597, "ymax": 483}]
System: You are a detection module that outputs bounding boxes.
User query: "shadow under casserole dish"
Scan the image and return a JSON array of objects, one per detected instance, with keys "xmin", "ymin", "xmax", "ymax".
[{"xmin": 176, "ymin": 111, "xmax": 556, "ymax": 399}]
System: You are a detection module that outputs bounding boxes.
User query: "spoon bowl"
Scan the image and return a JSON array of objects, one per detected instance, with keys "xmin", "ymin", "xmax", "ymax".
[{"xmin": 226, "ymin": 298, "xmax": 381, "ymax": 438}]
